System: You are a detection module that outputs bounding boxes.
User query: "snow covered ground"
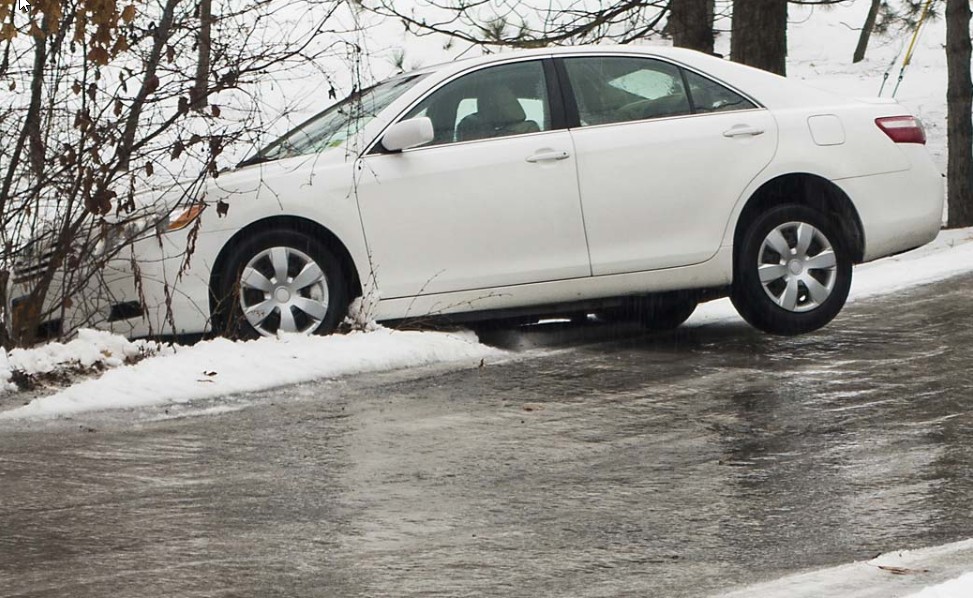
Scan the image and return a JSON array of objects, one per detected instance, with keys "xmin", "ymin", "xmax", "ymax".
[
  {"xmin": 0, "ymin": 327, "xmax": 501, "ymax": 419},
  {"xmin": 715, "ymin": 539, "xmax": 973, "ymax": 598},
  {"xmin": 905, "ymin": 573, "xmax": 973, "ymax": 598}
]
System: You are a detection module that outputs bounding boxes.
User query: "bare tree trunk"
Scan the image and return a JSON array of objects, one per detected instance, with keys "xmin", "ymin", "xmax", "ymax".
[
  {"xmin": 26, "ymin": 28, "xmax": 47, "ymax": 179},
  {"xmin": 731, "ymin": 0, "xmax": 787, "ymax": 76},
  {"xmin": 116, "ymin": 0, "xmax": 181, "ymax": 172},
  {"xmin": 0, "ymin": 20, "xmax": 47, "ymax": 217},
  {"xmin": 947, "ymin": 0, "xmax": 973, "ymax": 228},
  {"xmin": 191, "ymin": 0, "xmax": 213, "ymax": 109},
  {"xmin": 670, "ymin": 0, "xmax": 714, "ymax": 54},
  {"xmin": 854, "ymin": 0, "xmax": 882, "ymax": 63}
]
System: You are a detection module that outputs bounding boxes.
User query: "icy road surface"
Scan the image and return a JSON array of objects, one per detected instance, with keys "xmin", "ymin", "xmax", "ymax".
[{"xmin": 1, "ymin": 274, "xmax": 972, "ymax": 597}]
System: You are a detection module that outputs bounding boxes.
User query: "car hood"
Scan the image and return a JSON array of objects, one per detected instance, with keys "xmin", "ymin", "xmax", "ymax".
[{"xmin": 118, "ymin": 149, "xmax": 351, "ymax": 222}]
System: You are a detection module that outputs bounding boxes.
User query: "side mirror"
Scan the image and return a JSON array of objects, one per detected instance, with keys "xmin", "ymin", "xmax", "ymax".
[{"xmin": 381, "ymin": 117, "xmax": 434, "ymax": 152}]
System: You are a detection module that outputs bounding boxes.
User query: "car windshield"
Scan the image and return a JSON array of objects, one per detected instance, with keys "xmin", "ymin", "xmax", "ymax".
[{"xmin": 243, "ymin": 73, "xmax": 428, "ymax": 164}]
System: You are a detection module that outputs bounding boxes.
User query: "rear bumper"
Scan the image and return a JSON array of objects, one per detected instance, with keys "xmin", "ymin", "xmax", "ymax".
[{"xmin": 836, "ymin": 145, "xmax": 944, "ymax": 262}]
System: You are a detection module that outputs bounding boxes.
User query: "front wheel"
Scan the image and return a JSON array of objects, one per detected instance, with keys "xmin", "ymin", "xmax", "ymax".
[
  {"xmin": 731, "ymin": 205, "xmax": 852, "ymax": 336},
  {"xmin": 215, "ymin": 230, "xmax": 349, "ymax": 338}
]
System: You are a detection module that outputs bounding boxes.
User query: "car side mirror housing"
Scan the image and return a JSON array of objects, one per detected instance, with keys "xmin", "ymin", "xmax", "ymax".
[{"xmin": 381, "ymin": 117, "xmax": 434, "ymax": 152}]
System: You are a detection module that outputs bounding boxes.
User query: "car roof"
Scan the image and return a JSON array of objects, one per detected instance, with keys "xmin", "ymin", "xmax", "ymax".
[{"xmin": 411, "ymin": 45, "xmax": 700, "ymax": 75}]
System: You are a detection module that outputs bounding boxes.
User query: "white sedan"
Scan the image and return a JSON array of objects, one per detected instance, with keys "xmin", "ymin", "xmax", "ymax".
[{"xmin": 13, "ymin": 46, "xmax": 944, "ymax": 339}]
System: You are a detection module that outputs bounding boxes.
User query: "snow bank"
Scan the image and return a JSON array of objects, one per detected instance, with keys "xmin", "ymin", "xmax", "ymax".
[
  {"xmin": 0, "ymin": 327, "xmax": 500, "ymax": 419},
  {"xmin": 852, "ymin": 228, "xmax": 973, "ymax": 299},
  {"xmin": 716, "ymin": 539, "xmax": 973, "ymax": 598},
  {"xmin": 0, "ymin": 329, "xmax": 170, "ymax": 392},
  {"xmin": 904, "ymin": 572, "xmax": 973, "ymax": 598}
]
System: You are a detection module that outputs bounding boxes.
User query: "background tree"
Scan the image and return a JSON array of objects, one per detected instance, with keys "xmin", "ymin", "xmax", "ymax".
[
  {"xmin": 731, "ymin": 0, "xmax": 788, "ymax": 75},
  {"xmin": 946, "ymin": 0, "xmax": 973, "ymax": 228},
  {"xmin": 854, "ymin": 0, "xmax": 883, "ymax": 63},
  {"xmin": 369, "ymin": 0, "xmax": 843, "ymax": 76},
  {"xmin": 668, "ymin": 0, "xmax": 715, "ymax": 53},
  {"xmin": 367, "ymin": 1, "xmax": 672, "ymax": 48},
  {"xmin": 862, "ymin": 1, "xmax": 941, "ymax": 65}
]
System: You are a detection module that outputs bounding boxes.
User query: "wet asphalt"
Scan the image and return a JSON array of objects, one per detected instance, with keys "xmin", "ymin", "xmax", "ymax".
[{"xmin": 1, "ymin": 274, "xmax": 972, "ymax": 597}]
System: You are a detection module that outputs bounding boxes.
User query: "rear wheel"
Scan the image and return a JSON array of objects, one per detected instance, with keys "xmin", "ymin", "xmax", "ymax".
[
  {"xmin": 731, "ymin": 205, "xmax": 852, "ymax": 336},
  {"xmin": 216, "ymin": 230, "xmax": 349, "ymax": 338}
]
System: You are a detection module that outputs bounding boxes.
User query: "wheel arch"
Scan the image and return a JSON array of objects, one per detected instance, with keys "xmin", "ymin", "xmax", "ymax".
[
  {"xmin": 208, "ymin": 215, "xmax": 363, "ymax": 324},
  {"xmin": 733, "ymin": 173, "xmax": 866, "ymax": 266}
]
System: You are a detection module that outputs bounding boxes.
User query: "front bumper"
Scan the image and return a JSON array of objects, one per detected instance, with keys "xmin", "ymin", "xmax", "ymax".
[{"xmin": 9, "ymin": 227, "xmax": 214, "ymax": 340}]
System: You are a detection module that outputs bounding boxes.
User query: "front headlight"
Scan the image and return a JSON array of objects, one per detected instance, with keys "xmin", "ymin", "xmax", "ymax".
[
  {"xmin": 96, "ymin": 217, "xmax": 144, "ymax": 256},
  {"xmin": 101, "ymin": 204, "xmax": 205, "ymax": 255}
]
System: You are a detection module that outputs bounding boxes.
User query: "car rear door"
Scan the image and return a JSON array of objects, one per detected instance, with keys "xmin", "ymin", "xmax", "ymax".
[
  {"xmin": 557, "ymin": 54, "xmax": 778, "ymax": 275},
  {"xmin": 355, "ymin": 58, "xmax": 591, "ymax": 299}
]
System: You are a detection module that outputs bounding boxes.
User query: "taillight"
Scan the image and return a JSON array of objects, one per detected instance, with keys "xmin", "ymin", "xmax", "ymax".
[{"xmin": 875, "ymin": 116, "xmax": 926, "ymax": 145}]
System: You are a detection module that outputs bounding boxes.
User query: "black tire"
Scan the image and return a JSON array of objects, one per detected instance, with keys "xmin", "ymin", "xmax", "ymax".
[
  {"xmin": 470, "ymin": 315, "xmax": 540, "ymax": 331},
  {"xmin": 569, "ymin": 312, "xmax": 590, "ymax": 325},
  {"xmin": 598, "ymin": 295, "xmax": 698, "ymax": 331},
  {"xmin": 214, "ymin": 229, "xmax": 350, "ymax": 339},
  {"xmin": 731, "ymin": 204, "xmax": 852, "ymax": 336},
  {"xmin": 640, "ymin": 299, "xmax": 697, "ymax": 331}
]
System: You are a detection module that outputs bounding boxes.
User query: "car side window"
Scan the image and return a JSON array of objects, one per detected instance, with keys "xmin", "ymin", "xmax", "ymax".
[
  {"xmin": 561, "ymin": 57, "xmax": 692, "ymax": 127},
  {"xmin": 684, "ymin": 70, "xmax": 756, "ymax": 114},
  {"xmin": 402, "ymin": 61, "xmax": 551, "ymax": 147}
]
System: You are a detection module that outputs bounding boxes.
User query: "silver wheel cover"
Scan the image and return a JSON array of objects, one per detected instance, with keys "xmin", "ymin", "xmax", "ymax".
[
  {"xmin": 238, "ymin": 246, "xmax": 330, "ymax": 336},
  {"xmin": 757, "ymin": 221, "xmax": 838, "ymax": 313}
]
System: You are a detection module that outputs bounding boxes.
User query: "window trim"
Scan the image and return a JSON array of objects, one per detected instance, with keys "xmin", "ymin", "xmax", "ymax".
[
  {"xmin": 544, "ymin": 59, "xmax": 571, "ymax": 131},
  {"xmin": 679, "ymin": 67, "xmax": 698, "ymax": 116},
  {"xmin": 552, "ymin": 58, "xmax": 581, "ymax": 129},
  {"xmin": 680, "ymin": 66, "xmax": 759, "ymax": 116},
  {"xmin": 552, "ymin": 53, "xmax": 764, "ymax": 130},
  {"xmin": 364, "ymin": 56, "xmax": 566, "ymax": 157}
]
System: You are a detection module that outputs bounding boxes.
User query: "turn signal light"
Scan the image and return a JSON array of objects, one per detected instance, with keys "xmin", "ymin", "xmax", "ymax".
[
  {"xmin": 875, "ymin": 116, "xmax": 926, "ymax": 145},
  {"xmin": 167, "ymin": 204, "xmax": 205, "ymax": 231}
]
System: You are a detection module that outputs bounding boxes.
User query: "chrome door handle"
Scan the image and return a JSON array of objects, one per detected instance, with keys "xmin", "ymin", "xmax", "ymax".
[
  {"xmin": 723, "ymin": 126, "xmax": 765, "ymax": 138},
  {"xmin": 526, "ymin": 149, "xmax": 570, "ymax": 163}
]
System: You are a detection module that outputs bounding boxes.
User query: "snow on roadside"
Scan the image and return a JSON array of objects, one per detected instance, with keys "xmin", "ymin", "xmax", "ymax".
[
  {"xmin": 0, "ymin": 327, "xmax": 500, "ymax": 420},
  {"xmin": 0, "ymin": 329, "xmax": 170, "ymax": 393},
  {"xmin": 904, "ymin": 572, "xmax": 973, "ymax": 598},
  {"xmin": 715, "ymin": 539, "xmax": 973, "ymax": 598},
  {"xmin": 852, "ymin": 227, "xmax": 973, "ymax": 299}
]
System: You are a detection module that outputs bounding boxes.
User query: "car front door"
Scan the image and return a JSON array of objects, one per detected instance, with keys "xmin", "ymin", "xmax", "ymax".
[
  {"xmin": 558, "ymin": 55, "xmax": 778, "ymax": 275},
  {"xmin": 355, "ymin": 59, "xmax": 591, "ymax": 299}
]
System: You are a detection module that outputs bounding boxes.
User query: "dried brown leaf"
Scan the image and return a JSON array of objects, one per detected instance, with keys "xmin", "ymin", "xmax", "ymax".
[{"xmin": 121, "ymin": 4, "xmax": 136, "ymax": 23}]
